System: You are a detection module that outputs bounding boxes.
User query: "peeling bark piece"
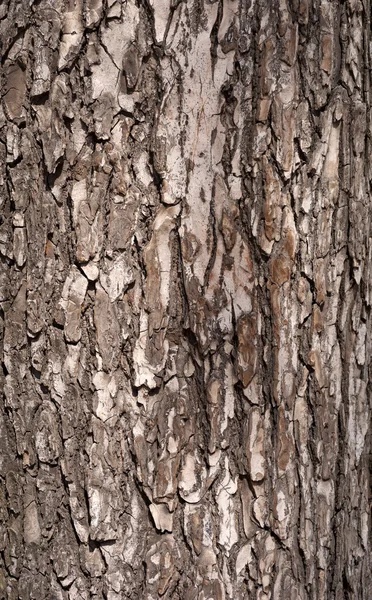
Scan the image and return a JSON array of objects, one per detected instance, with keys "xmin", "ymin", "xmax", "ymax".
[
  {"xmin": 184, "ymin": 504, "xmax": 204, "ymax": 556},
  {"xmin": 13, "ymin": 227, "xmax": 27, "ymax": 267},
  {"xmin": 94, "ymin": 285, "xmax": 120, "ymax": 371},
  {"xmin": 236, "ymin": 542, "xmax": 252, "ymax": 576},
  {"xmin": 4, "ymin": 283, "xmax": 27, "ymax": 354},
  {"xmin": 277, "ymin": 406, "xmax": 294, "ymax": 474},
  {"xmin": 308, "ymin": 349, "xmax": 325, "ymax": 389},
  {"xmin": 34, "ymin": 404, "xmax": 62, "ymax": 464},
  {"xmin": 59, "ymin": 267, "xmax": 88, "ymax": 343},
  {"xmin": 108, "ymin": 194, "xmax": 139, "ymax": 251},
  {"xmin": 150, "ymin": 0, "xmax": 171, "ymax": 43},
  {"xmin": 220, "ymin": 209, "xmax": 237, "ymax": 252},
  {"xmin": 23, "ymin": 500, "xmax": 41, "ymax": 545},
  {"xmin": 216, "ymin": 458, "xmax": 238, "ymax": 552},
  {"xmin": 132, "ymin": 319, "xmax": 169, "ymax": 389},
  {"xmin": 6, "ymin": 124, "xmax": 20, "ymax": 163},
  {"xmin": 71, "ymin": 180, "xmax": 87, "ymax": 227},
  {"xmin": 246, "ymin": 408, "xmax": 265, "ymax": 482},
  {"xmin": 31, "ymin": 39, "xmax": 51, "ymax": 97},
  {"xmin": 178, "ymin": 449, "xmax": 207, "ymax": 504},
  {"xmin": 149, "ymin": 503, "xmax": 173, "ymax": 533},
  {"xmin": 236, "ymin": 313, "xmax": 257, "ymax": 387},
  {"xmin": 80, "ymin": 545, "xmax": 105, "ymax": 578},
  {"xmin": 92, "ymin": 371, "xmax": 118, "ymax": 421},
  {"xmin": 66, "ymin": 483, "xmax": 89, "ymax": 544},
  {"xmin": 27, "ymin": 289, "xmax": 45, "ymax": 336},
  {"xmin": 145, "ymin": 535, "xmax": 180, "ymax": 597},
  {"xmin": 239, "ymin": 478, "xmax": 257, "ymax": 539},
  {"xmin": 58, "ymin": 1, "xmax": 84, "ymax": 69},
  {"xmin": 80, "ymin": 261, "xmax": 99, "ymax": 281},
  {"xmin": 100, "ymin": 255, "xmax": 134, "ymax": 303},
  {"xmin": 132, "ymin": 205, "xmax": 180, "ymax": 388},
  {"xmin": 87, "ymin": 482, "xmax": 119, "ymax": 542},
  {"xmin": 272, "ymin": 488, "xmax": 290, "ymax": 541},
  {"xmin": 85, "ymin": 0, "xmax": 103, "ymax": 29},
  {"xmin": 144, "ymin": 204, "xmax": 180, "ymax": 334},
  {"xmin": 4, "ymin": 63, "xmax": 27, "ymax": 121}
]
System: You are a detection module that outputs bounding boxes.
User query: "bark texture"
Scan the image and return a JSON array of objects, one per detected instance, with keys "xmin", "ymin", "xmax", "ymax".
[{"xmin": 0, "ymin": 0, "xmax": 371, "ymax": 598}]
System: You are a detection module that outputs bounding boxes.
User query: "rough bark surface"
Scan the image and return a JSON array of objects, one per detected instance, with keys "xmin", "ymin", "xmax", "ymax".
[{"xmin": 0, "ymin": 0, "xmax": 371, "ymax": 599}]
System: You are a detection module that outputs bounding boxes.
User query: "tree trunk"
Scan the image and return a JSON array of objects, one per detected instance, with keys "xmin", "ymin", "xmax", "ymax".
[{"xmin": 0, "ymin": 0, "xmax": 371, "ymax": 598}]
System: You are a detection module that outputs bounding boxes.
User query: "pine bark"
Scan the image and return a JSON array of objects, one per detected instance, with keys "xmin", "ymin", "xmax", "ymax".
[{"xmin": 0, "ymin": 0, "xmax": 371, "ymax": 598}]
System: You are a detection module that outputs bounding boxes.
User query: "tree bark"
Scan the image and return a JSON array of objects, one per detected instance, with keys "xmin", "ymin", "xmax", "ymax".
[{"xmin": 0, "ymin": 0, "xmax": 371, "ymax": 598}]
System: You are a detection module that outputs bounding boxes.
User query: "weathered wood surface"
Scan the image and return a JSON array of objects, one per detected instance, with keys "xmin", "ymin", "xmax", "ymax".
[{"xmin": 0, "ymin": 0, "xmax": 371, "ymax": 598}]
